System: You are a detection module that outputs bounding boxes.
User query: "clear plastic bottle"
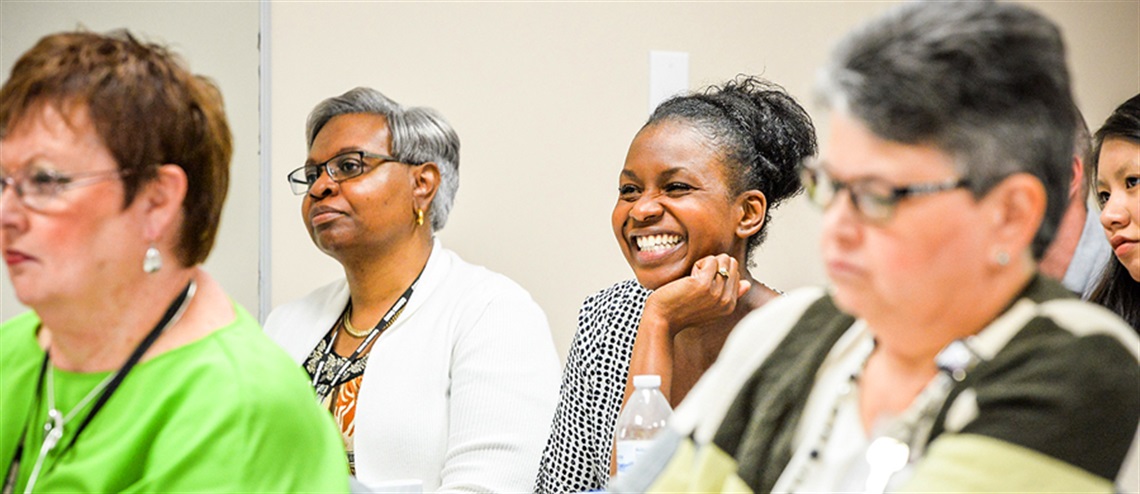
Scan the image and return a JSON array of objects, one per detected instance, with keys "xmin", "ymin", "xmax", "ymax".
[{"xmin": 614, "ymin": 374, "xmax": 673, "ymax": 477}]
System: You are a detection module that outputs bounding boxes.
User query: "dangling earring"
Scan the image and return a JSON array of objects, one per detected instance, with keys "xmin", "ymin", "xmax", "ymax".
[
  {"xmin": 994, "ymin": 250, "xmax": 1010, "ymax": 267},
  {"xmin": 144, "ymin": 243, "xmax": 163, "ymax": 273},
  {"xmin": 416, "ymin": 209, "xmax": 425, "ymax": 227}
]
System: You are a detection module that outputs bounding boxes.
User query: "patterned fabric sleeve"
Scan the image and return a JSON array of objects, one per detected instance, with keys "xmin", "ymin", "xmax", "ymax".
[{"xmin": 535, "ymin": 280, "xmax": 648, "ymax": 494}]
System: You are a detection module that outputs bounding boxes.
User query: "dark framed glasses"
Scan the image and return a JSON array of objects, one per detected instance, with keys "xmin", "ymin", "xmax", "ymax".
[
  {"xmin": 287, "ymin": 151, "xmax": 399, "ymax": 195},
  {"xmin": 800, "ymin": 164, "xmax": 970, "ymax": 223}
]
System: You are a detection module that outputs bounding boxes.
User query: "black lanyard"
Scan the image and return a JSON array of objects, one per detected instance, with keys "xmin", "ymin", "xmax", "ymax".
[
  {"xmin": 311, "ymin": 272, "xmax": 421, "ymax": 403},
  {"xmin": 4, "ymin": 280, "xmax": 194, "ymax": 492}
]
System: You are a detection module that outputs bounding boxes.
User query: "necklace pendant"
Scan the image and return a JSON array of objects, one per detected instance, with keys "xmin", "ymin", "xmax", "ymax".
[
  {"xmin": 864, "ymin": 436, "xmax": 910, "ymax": 494},
  {"xmin": 42, "ymin": 409, "xmax": 65, "ymax": 452},
  {"xmin": 44, "ymin": 409, "xmax": 62, "ymax": 433},
  {"xmin": 42, "ymin": 427, "xmax": 62, "ymax": 453}
]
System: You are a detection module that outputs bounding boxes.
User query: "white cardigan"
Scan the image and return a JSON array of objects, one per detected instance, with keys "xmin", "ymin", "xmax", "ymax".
[{"xmin": 265, "ymin": 240, "xmax": 560, "ymax": 493}]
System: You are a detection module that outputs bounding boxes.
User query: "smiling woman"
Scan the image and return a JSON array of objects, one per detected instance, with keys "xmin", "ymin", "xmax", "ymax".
[{"xmin": 535, "ymin": 76, "xmax": 817, "ymax": 494}]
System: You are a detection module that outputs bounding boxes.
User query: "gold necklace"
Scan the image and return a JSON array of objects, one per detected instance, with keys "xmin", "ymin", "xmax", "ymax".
[
  {"xmin": 342, "ymin": 303, "xmax": 407, "ymax": 338},
  {"xmin": 341, "ymin": 306, "xmax": 372, "ymax": 338}
]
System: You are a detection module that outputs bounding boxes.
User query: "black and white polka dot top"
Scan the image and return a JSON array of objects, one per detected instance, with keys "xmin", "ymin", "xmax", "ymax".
[{"xmin": 535, "ymin": 279, "xmax": 651, "ymax": 494}]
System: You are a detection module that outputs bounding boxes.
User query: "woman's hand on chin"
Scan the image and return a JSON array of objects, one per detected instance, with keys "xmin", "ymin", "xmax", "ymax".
[{"xmin": 643, "ymin": 254, "xmax": 751, "ymax": 338}]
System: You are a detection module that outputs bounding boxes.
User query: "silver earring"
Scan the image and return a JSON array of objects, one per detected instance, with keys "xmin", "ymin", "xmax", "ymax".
[
  {"xmin": 144, "ymin": 244, "xmax": 163, "ymax": 273},
  {"xmin": 995, "ymin": 250, "xmax": 1010, "ymax": 266}
]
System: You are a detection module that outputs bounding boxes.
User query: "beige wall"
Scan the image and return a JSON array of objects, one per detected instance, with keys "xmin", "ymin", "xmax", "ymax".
[
  {"xmin": 2, "ymin": 2, "xmax": 1136, "ymax": 362},
  {"xmin": 0, "ymin": 1, "xmax": 262, "ymax": 321},
  {"xmin": 269, "ymin": 1, "xmax": 1139, "ymax": 360}
]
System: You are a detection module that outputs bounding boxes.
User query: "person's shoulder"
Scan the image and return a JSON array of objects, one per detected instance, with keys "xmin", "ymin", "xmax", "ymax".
[
  {"xmin": 964, "ymin": 292, "xmax": 1139, "ymax": 429},
  {"xmin": 708, "ymin": 286, "xmax": 838, "ymax": 388},
  {"xmin": 576, "ymin": 279, "xmax": 649, "ymax": 322},
  {"xmin": 571, "ymin": 279, "xmax": 647, "ymax": 343},
  {"xmin": 0, "ymin": 311, "xmax": 40, "ymax": 354},
  {"xmin": 1034, "ymin": 297, "xmax": 1139, "ymax": 351},
  {"xmin": 1, "ymin": 310, "xmax": 39, "ymax": 328},
  {"xmin": 140, "ymin": 308, "xmax": 348, "ymax": 492},
  {"xmin": 0, "ymin": 312, "xmax": 45, "ymax": 423},
  {"xmin": 263, "ymin": 278, "xmax": 348, "ymax": 340},
  {"xmin": 929, "ymin": 298, "xmax": 1140, "ymax": 487},
  {"xmin": 1, "ymin": 312, "xmax": 46, "ymax": 386},
  {"xmin": 436, "ymin": 246, "xmax": 542, "ymax": 307},
  {"xmin": 136, "ymin": 307, "xmax": 328, "ymax": 436},
  {"xmin": 983, "ymin": 276, "xmax": 1137, "ymax": 370},
  {"xmin": 265, "ymin": 279, "xmax": 348, "ymax": 322},
  {"xmin": 996, "ymin": 297, "xmax": 1139, "ymax": 384},
  {"xmin": 584, "ymin": 279, "xmax": 650, "ymax": 306},
  {"xmin": 727, "ymin": 286, "xmax": 832, "ymax": 346},
  {"xmin": 165, "ymin": 306, "xmax": 313, "ymax": 398},
  {"xmin": 431, "ymin": 247, "xmax": 556, "ymax": 348}
]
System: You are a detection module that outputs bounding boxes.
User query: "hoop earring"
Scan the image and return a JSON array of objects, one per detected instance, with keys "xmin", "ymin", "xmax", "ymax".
[
  {"xmin": 416, "ymin": 209, "xmax": 425, "ymax": 227},
  {"xmin": 144, "ymin": 243, "xmax": 163, "ymax": 273}
]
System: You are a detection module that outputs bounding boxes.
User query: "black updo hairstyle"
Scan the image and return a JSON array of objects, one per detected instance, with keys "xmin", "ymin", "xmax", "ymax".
[{"xmin": 646, "ymin": 75, "xmax": 818, "ymax": 259}]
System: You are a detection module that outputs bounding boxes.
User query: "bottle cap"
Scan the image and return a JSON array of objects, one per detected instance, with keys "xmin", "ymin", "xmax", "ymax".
[{"xmin": 633, "ymin": 374, "xmax": 661, "ymax": 389}]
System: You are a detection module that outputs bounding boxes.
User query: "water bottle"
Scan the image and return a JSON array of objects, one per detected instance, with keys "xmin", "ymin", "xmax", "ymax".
[{"xmin": 614, "ymin": 374, "xmax": 673, "ymax": 476}]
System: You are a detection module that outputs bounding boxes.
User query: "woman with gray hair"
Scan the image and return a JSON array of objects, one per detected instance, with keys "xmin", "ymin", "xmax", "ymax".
[
  {"xmin": 264, "ymin": 87, "xmax": 560, "ymax": 492},
  {"xmin": 612, "ymin": 2, "xmax": 1138, "ymax": 493}
]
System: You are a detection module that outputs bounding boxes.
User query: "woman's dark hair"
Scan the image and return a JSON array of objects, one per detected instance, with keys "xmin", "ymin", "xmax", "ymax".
[
  {"xmin": 1090, "ymin": 94, "xmax": 1140, "ymax": 172},
  {"xmin": 1088, "ymin": 93, "xmax": 1140, "ymax": 331},
  {"xmin": 646, "ymin": 75, "xmax": 818, "ymax": 259},
  {"xmin": 1089, "ymin": 261, "xmax": 1140, "ymax": 331}
]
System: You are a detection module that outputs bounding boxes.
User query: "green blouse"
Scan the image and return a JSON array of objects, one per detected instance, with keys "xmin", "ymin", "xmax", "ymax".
[{"xmin": 1, "ymin": 305, "xmax": 349, "ymax": 493}]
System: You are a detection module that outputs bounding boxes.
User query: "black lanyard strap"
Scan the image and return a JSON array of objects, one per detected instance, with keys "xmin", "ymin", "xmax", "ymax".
[
  {"xmin": 66, "ymin": 280, "xmax": 194, "ymax": 450},
  {"xmin": 47, "ymin": 280, "xmax": 194, "ymax": 456},
  {"xmin": 312, "ymin": 271, "xmax": 422, "ymax": 403}
]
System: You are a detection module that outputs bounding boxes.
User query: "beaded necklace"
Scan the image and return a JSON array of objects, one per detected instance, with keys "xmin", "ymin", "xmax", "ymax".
[{"xmin": 780, "ymin": 338, "xmax": 984, "ymax": 493}]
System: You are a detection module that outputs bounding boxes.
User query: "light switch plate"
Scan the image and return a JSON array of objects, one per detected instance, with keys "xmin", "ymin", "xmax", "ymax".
[{"xmin": 649, "ymin": 51, "xmax": 690, "ymax": 115}]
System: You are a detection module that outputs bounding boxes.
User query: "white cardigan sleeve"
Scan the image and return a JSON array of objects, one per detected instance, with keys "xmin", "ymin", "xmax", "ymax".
[{"xmin": 437, "ymin": 282, "xmax": 561, "ymax": 493}]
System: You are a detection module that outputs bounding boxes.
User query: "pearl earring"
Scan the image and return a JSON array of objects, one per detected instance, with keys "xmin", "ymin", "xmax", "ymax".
[
  {"xmin": 144, "ymin": 244, "xmax": 163, "ymax": 273},
  {"xmin": 995, "ymin": 250, "xmax": 1010, "ymax": 267}
]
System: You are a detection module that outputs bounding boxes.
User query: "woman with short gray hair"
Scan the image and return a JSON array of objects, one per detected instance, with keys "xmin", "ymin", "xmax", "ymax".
[
  {"xmin": 304, "ymin": 87, "xmax": 460, "ymax": 233},
  {"xmin": 265, "ymin": 87, "xmax": 560, "ymax": 492},
  {"xmin": 611, "ymin": 2, "xmax": 1138, "ymax": 492}
]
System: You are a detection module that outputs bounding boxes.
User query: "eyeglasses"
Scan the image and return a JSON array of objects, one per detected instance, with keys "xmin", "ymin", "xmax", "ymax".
[
  {"xmin": 287, "ymin": 151, "xmax": 400, "ymax": 195},
  {"xmin": 0, "ymin": 167, "xmax": 127, "ymax": 212},
  {"xmin": 800, "ymin": 164, "xmax": 971, "ymax": 223}
]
